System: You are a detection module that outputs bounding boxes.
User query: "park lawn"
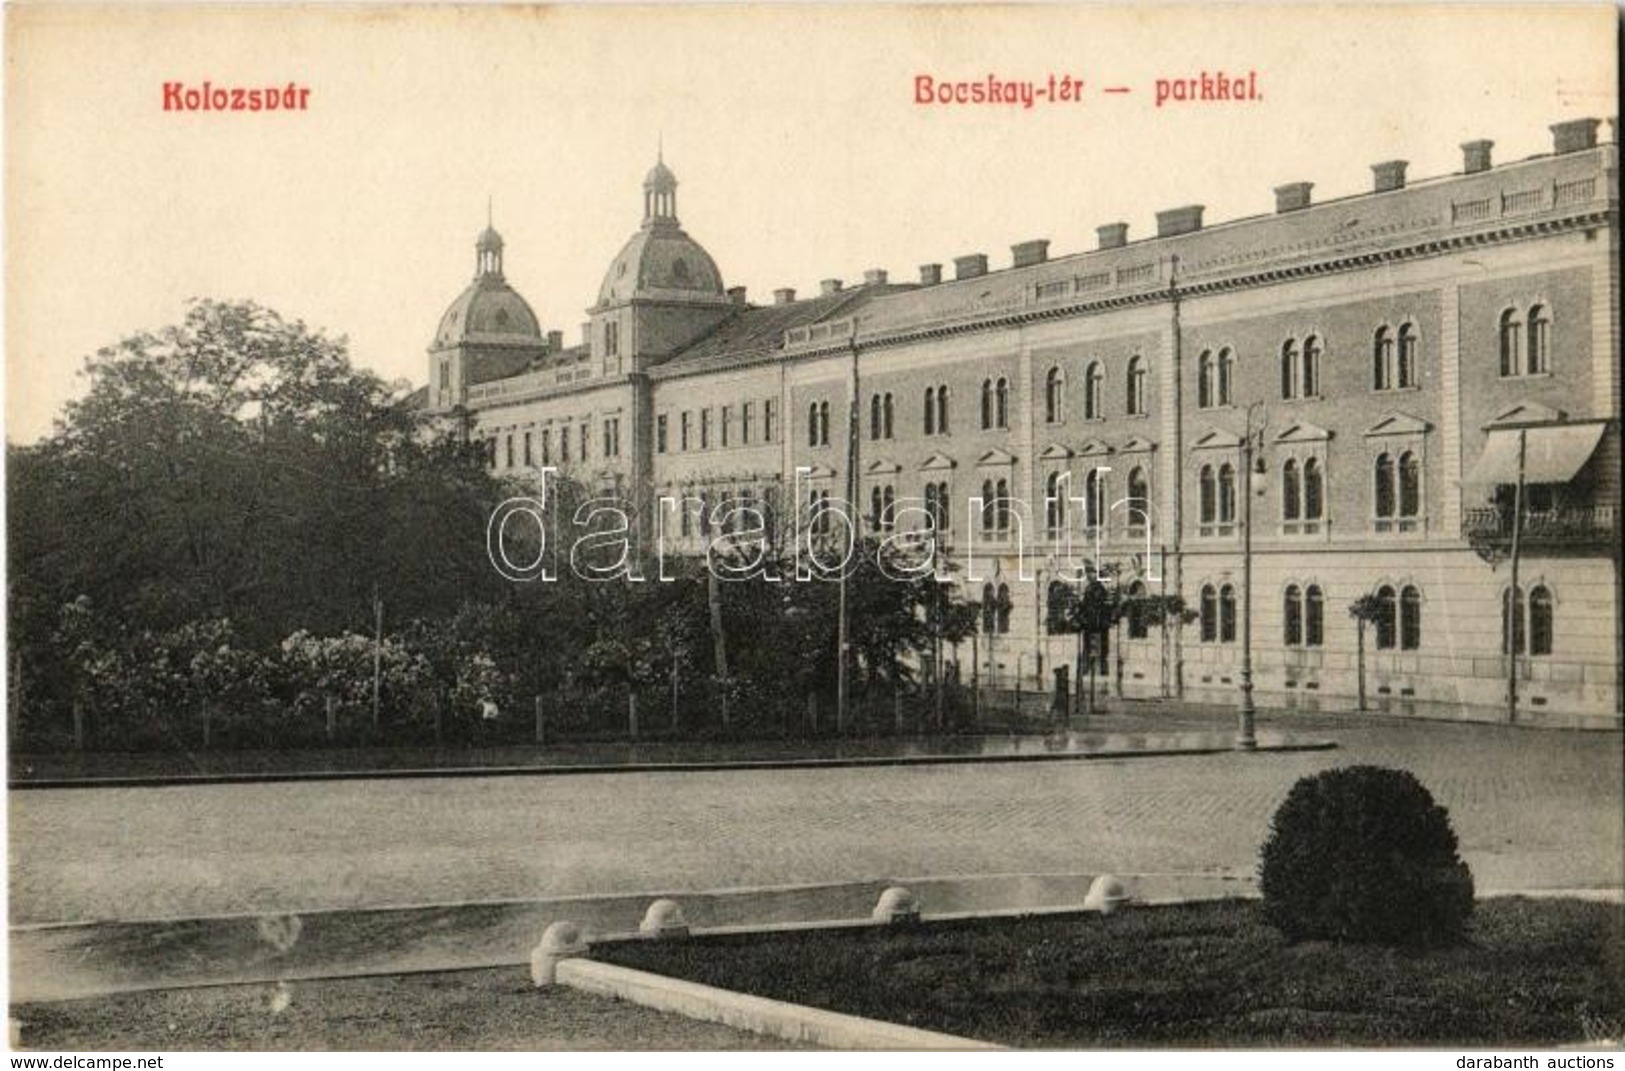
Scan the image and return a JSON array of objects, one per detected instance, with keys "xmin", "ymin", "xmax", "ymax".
[{"xmin": 596, "ymin": 898, "xmax": 1625, "ymax": 1048}]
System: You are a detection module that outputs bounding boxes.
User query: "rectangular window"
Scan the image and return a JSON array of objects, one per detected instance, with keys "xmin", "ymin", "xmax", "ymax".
[
  {"xmin": 579, "ymin": 423, "xmax": 589, "ymax": 461},
  {"xmin": 681, "ymin": 412, "xmax": 692, "ymax": 451},
  {"xmin": 604, "ymin": 418, "xmax": 620, "ymax": 458},
  {"xmin": 742, "ymin": 402, "xmax": 754, "ymax": 444},
  {"xmin": 700, "ymin": 409, "xmax": 712, "ymax": 449},
  {"xmin": 523, "ymin": 432, "xmax": 532, "ymax": 467},
  {"xmin": 656, "ymin": 415, "xmax": 668, "ymax": 454},
  {"xmin": 560, "ymin": 428, "xmax": 570, "ymax": 463},
  {"xmin": 542, "ymin": 429, "xmax": 552, "ymax": 464},
  {"xmin": 764, "ymin": 399, "xmax": 778, "ymax": 442},
  {"xmin": 721, "ymin": 405, "xmax": 733, "ymax": 448},
  {"xmin": 505, "ymin": 435, "xmax": 514, "ymax": 468}
]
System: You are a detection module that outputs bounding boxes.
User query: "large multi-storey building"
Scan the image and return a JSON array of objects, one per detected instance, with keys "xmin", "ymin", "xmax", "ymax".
[{"xmin": 422, "ymin": 121, "xmax": 1621, "ymax": 728}]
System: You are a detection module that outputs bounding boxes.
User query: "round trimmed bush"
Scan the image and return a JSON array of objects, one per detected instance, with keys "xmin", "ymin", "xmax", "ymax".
[{"xmin": 1259, "ymin": 765, "xmax": 1474, "ymax": 947}]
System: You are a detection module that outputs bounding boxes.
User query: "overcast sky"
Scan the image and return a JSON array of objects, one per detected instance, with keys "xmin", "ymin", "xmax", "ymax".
[{"xmin": 5, "ymin": 4, "xmax": 1615, "ymax": 443}]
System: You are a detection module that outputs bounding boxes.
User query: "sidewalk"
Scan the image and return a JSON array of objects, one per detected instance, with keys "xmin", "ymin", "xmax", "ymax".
[{"xmin": 9, "ymin": 701, "xmax": 1347, "ymax": 786}]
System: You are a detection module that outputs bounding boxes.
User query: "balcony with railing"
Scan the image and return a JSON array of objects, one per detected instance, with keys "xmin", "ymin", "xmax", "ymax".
[{"xmin": 1462, "ymin": 504, "xmax": 1617, "ymax": 554}]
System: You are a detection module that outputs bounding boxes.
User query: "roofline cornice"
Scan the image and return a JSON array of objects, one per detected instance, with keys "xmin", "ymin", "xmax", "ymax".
[{"xmin": 642, "ymin": 207, "xmax": 1613, "ymax": 380}]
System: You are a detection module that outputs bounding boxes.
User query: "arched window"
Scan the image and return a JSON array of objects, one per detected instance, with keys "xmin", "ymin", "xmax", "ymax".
[
  {"xmin": 1400, "ymin": 585, "xmax": 1422, "ymax": 650},
  {"xmin": 870, "ymin": 394, "xmax": 882, "ymax": 440},
  {"xmin": 1499, "ymin": 308, "xmax": 1523, "ymax": 377},
  {"xmin": 1217, "ymin": 348, "xmax": 1235, "ymax": 406},
  {"xmin": 1084, "ymin": 469, "xmax": 1104, "ymax": 529},
  {"xmin": 808, "ymin": 403, "xmax": 820, "ymax": 447},
  {"xmin": 1199, "ymin": 465, "xmax": 1216, "ymax": 525},
  {"xmin": 995, "ymin": 477, "xmax": 1011, "ymax": 531},
  {"xmin": 924, "ymin": 387, "xmax": 936, "ymax": 436},
  {"xmin": 1126, "ymin": 580, "xmax": 1149, "ymax": 640},
  {"xmin": 925, "ymin": 481, "xmax": 950, "ymax": 535},
  {"xmin": 1084, "ymin": 362, "xmax": 1104, "ymax": 420},
  {"xmin": 1198, "ymin": 351, "xmax": 1215, "ymax": 409},
  {"xmin": 982, "ymin": 583, "xmax": 997, "ymax": 634},
  {"xmin": 1127, "ymin": 466, "xmax": 1149, "ymax": 534},
  {"xmin": 980, "ymin": 479, "xmax": 995, "ymax": 532},
  {"xmin": 870, "ymin": 485, "xmax": 884, "ymax": 531},
  {"xmin": 1200, "ymin": 584, "xmax": 1218, "ymax": 642},
  {"xmin": 883, "ymin": 485, "xmax": 896, "ymax": 531},
  {"xmin": 1529, "ymin": 585, "xmax": 1554, "ymax": 656},
  {"xmin": 1374, "ymin": 327, "xmax": 1394, "ymax": 390},
  {"xmin": 995, "ymin": 378, "xmax": 1010, "ymax": 429},
  {"xmin": 1281, "ymin": 339, "xmax": 1300, "ymax": 399},
  {"xmin": 1045, "ymin": 366, "xmax": 1064, "ymax": 423},
  {"xmin": 996, "ymin": 583, "xmax": 1012, "ymax": 634},
  {"xmin": 936, "ymin": 384, "xmax": 950, "ymax": 434},
  {"xmin": 883, "ymin": 393, "xmax": 894, "ymax": 439},
  {"xmin": 1527, "ymin": 304, "xmax": 1550, "ymax": 374},
  {"xmin": 1303, "ymin": 458, "xmax": 1323, "ymax": 520},
  {"xmin": 1398, "ymin": 452, "xmax": 1420, "ymax": 519},
  {"xmin": 980, "ymin": 379, "xmax": 994, "ymax": 430},
  {"xmin": 1374, "ymin": 452, "xmax": 1395, "ymax": 519},
  {"xmin": 1375, "ymin": 585, "xmax": 1397, "ymax": 650},
  {"xmin": 1302, "ymin": 335, "xmax": 1321, "ymax": 397},
  {"xmin": 819, "ymin": 402, "xmax": 830, "ymax": 446},
  {"xmin": 1284, "ymin": 584, "xmax": 1304, "ymax": 646},
  {"xmin": 1282, "ymin": 460, "xmax": 1301, "ymax": 521},
  {"xmin": 1046, "ymin": 580, "xmax": 1068, "ymax": 635},
  {"xmin": 1219, "ymin": 584, "xmax": 1237, "ymax": 642},
  {"xmin": 1306, "ymin": 585, "xmax": 1325, "ymax": 647},
  {"xmin": 1397, "ymin": 323, "xmax": 1418, "ymax": 388},
  {"xmin": 1045, "ymin": 470, "xmax": 1066, "ymax": 532},
  {"xmin": 1218, "ymin": 463, "xmax": 1236, "ymax": 525},
  {"xmin": 1127, "ymin": 356, "xmax": 1147, "ymax": 416}
]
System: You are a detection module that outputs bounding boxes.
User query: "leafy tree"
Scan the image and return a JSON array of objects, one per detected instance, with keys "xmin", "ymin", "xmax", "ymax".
[
  {"xmin": 1348, "ymin": 593, "xmax": 1386, "ymax": 712},
  {"xmin": 9, "ymin": 300, "xmax": 513, "ymax": 744}
]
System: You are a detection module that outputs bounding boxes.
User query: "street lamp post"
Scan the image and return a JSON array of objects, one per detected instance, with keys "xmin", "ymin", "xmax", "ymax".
[{"xmin": 1237, "ymin": 402, "xmax": 1265, "ymax": 751}]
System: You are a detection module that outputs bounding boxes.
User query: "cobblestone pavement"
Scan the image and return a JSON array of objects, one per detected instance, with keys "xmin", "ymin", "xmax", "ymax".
[{"xmin": 9, "ymin": 712, "xmax": 1621, "ymax": 925}]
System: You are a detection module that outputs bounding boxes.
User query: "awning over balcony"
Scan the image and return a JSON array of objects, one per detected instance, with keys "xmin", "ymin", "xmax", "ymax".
[{"xmin": 1463, "ymin": 423, "xmax": 1607, "ymax": 485}]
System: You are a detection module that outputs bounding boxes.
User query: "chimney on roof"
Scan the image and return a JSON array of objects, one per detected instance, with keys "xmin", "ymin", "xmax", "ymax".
[
  {"xmin": 919, "ymin": 263, "xmax": 943, "ymax": 285},
  {"xmin": 1011, "ymin": 239, "xmax": 1050, "ymax": 268},
  {"xmin": 954, "ymin": 253, "xmax": 988, "ymax": 280},
  {"xmin": 820, "ymin": 278, "xmax": 843, "ymax": 296},
  {"xmin": 1461, "ymin": 139, "xmax": 1494, "ymax": 174},
  {"xmin": 1273, "ymin": 182, "xmax": 1313, "ymax": 213},
  {"xmin": 1371, "ymin": 160, "xmax": 1408, "ymax": 193},
  {"xmin": 1550, "ymin": 118, "xmax": 1600, "ymax": 154},
  {"xmin": 1096, "ymin": 222, "xmax": 1128, "ymax": 250},
  {"xmin": 547, "ymin": 329, "xmax": 564, "ymax": 351},
  {"xmin": 773, "ymin": 287, "xmax": 796, "ymax": 305},
  {"xmin": 863, "ymin": 268, "xmax": 889, "ymax": 286},
  {"xmin": 727, "ymin": 286, "xmax": 748, "ymax": 305},
  {"xmin": 1155, "ymin": 205, "xmax": 1204, "ymax": 238}
]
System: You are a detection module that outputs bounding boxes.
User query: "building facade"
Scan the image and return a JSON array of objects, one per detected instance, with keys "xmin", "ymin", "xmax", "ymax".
[{"xmin": 423, "ymin": 120, "xmax": 1621, "ymax": 728}]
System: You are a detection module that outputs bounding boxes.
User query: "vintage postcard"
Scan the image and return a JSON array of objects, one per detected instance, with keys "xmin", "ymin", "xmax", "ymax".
[{"xmin": 4, "ymin": 2, "xmax": 1621, "ymax": 1058}]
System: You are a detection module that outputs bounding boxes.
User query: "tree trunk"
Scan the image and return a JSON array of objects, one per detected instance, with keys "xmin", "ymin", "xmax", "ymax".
[
  {"xmin": 628, "ymin": 688, "xmax": 639, "ymax": 740},
  {"xmin": 534, "ymin": 694, "xmax": 545, "ymax": 746},
  {"xmin": 1356, "ymin": 621, "xmax": 1368, "ymax": 713},
  {"xmin": 324, "ymin": 694, "xmax": 336, "ymax": 742},
  {"xmin": 73, "ymin": 697, "xmax": 86, "ymax": 751}
]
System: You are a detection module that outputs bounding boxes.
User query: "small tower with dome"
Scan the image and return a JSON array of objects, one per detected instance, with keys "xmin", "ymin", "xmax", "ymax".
[
  {"xmin": 590, "ymin": 151, "xmax": 738, "ymax": 376},
  {"xmin": 427, "ymin": 216, "xmax": 547, "ymax": 412}
]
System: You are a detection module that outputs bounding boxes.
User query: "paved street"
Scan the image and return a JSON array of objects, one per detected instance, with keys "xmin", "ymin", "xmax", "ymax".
[{"xmin": 9, "ymin": 713, "xmax": 1622, "ymax": 926}]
